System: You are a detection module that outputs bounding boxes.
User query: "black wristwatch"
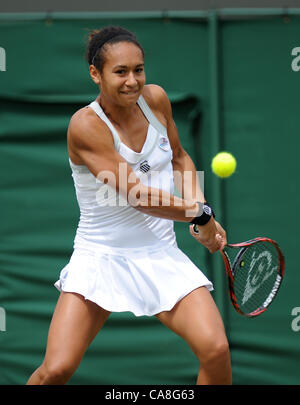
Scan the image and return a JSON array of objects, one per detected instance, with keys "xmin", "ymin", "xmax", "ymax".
[{"xmin": 190, "ymin": 202, "xmax": 215, "ymax": 226}]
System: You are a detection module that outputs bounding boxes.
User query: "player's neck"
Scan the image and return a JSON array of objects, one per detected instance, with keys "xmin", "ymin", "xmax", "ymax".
[{"xmin": 98, "ymin": 94, "xmax": 138, "ymax": 126}]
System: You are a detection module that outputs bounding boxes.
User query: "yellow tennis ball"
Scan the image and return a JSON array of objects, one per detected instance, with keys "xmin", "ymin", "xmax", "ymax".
[{"xmin": 211, "ymin": 152, "xmax": 237, "ymax": 178}]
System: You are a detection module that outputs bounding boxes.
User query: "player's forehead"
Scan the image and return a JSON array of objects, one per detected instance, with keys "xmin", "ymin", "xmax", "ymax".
[{"xmin": 104, "ymin": 41, "xmax": 144, "ymax": 67}]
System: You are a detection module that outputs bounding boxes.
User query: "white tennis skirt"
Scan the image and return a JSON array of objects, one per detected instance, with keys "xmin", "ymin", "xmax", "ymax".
[{"xmin": 54, "ymin": 242, "xmax": 213, "ymax": 317}]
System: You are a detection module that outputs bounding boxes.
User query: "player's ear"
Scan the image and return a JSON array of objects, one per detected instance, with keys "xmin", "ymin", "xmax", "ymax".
[{"xmin": 89, "ymin": 64, "xmax": 101, "ymax": 85}]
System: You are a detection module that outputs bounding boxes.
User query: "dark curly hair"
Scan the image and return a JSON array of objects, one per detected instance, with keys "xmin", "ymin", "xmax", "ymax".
[{"xmin": 86, "ymin": 26, "xmax": 145, "ymax": 72}]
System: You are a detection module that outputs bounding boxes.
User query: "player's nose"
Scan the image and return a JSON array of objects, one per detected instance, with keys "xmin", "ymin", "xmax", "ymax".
[{"xmin": 125, "ymin": 72, "xmax": 138, "ymax": 86}]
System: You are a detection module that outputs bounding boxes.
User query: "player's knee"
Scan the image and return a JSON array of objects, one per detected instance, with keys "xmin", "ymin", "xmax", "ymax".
[
  {"xmin": 209, "ymin": 339, "xmax": 230, "ymax": 364},
  {"xmin": 40, "ymin": 361, "xmax": 75, "ymax": 384},
  {"xmin": 194, "ymin": 336, "xmax": 230, "ymax": 366}
]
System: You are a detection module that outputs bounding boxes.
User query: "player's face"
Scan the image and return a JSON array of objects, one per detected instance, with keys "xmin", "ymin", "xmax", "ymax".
[{"xmin": 98, "ymin": 42, "xmax": 145, "ymax": 106}]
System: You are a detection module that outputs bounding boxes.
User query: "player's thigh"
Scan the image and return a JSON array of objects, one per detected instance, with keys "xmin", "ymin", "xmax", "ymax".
[
  {"xmin": 155, "ymin": 287, "xmax": 228, "ymax": 359},
  {"xmin": 43, "ymin": 291, "xmax": 110, "ymax": 370}
]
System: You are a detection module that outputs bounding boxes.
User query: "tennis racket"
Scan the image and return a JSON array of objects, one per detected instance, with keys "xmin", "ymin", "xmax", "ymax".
[{"xmin": 193, "ymin": 225, "xmax": 285, "ymax": 317}]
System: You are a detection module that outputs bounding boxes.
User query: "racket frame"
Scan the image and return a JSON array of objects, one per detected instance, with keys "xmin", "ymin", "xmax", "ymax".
[{"xmin": 220, "ymin": 237, "xmax": 285, "ymax": 317}]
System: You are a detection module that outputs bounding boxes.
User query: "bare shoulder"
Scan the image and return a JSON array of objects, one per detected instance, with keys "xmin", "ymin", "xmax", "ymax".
[
  {"xmin": 142, "ymin": 84, "xmax": 172, "ymax": 123},
  {"xmin": 68, "ymin": 106, "xmax": 112, "ymax": 149},
  {"xmin": 142, "ymin": 84, "xmax": 171, "ymax": 109},
  {"xmin": 67, "ymin": 105, "xmax": 116, "ymax": 165},
  {"xmin": 68, "ymin": 107, "xmax": 107, "ymax": 140},
  {"xmin": 143, "ymin": 85, "xmax": 184, "ymax": 155}
]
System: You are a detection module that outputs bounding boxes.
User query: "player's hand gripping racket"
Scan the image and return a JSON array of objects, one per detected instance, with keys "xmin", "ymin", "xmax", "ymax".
[{"xmin": 193, "ymin": 225, "xmax": 285, "ymax": 317}]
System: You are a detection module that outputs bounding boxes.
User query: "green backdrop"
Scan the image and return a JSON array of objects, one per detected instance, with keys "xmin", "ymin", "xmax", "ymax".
[{"xmin": 0, "ymin": 10, "xmax": 299, "ymax": 385}]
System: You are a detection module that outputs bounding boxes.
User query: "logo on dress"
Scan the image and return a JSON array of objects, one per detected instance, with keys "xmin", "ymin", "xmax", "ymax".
[
  {"xmin": 139, "ymin": 160, "xmax": 151, "ymax": 173},
  {"xmin": 159, "ymin": 137, "xmax": 169, "ymax": 151}
]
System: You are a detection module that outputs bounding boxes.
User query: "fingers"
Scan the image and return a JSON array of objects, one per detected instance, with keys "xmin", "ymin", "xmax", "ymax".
[
  {"xmin": 189, "ymin": 225, "xmax": 225, "ymax": 253},
  {"xmin": 206, "ymin": 234, "xmax": 223, "ymax": 253},
  {"xmin": 214, "ymin": 221, "xmax": 227, "ymax": 249},
  {"xmin": 219, "ymin": 233, "xmax": 227, "ymax": 250},
  {"xmin": 215, "ymin": 234, "xmax": 224, "ymax": 252}
]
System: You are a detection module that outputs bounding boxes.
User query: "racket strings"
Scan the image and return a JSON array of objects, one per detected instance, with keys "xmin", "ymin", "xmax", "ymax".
[{"xmin": 227, "ymin": 241, "xmax": 281, "ymax": 315}]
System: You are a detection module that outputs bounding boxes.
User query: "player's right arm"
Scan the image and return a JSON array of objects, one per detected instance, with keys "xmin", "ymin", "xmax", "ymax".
[{"xmin": 67, "ymin": 108, "xmax": 199, "ymax": 222}]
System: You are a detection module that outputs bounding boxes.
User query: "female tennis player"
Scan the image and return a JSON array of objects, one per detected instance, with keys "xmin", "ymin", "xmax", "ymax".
[{"xmin": 27, "ymin": 26, "xmax": 232, "ymax": 385}]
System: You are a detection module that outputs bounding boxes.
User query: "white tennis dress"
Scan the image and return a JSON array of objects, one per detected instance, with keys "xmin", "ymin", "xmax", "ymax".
[{"xmin": 54, "ymin": 95, "xmax": 213, "ymax": 316}]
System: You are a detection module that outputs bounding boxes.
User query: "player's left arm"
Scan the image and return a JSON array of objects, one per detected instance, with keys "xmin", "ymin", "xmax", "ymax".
[
  {"xmin": 150, "ymin": 85, "xmax": 227, "ymax": 248},
  {"xmin": 152, "ymin": 86, "xmax": 203, "ymax": 202}
]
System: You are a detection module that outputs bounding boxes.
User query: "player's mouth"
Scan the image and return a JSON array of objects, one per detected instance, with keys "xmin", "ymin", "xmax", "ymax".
[{"xmin": 120, "ymin": 90, "xmax": 139, "ymax": 95}]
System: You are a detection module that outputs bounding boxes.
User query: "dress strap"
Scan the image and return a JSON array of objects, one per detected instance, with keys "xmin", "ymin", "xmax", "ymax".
[
  {"xmin": 88, "ymin": 101, "xmax": 121, "ymax": 151},
  {"xmin": 137, "ymin": 95, "xmax": 167, "ymax": 136}
]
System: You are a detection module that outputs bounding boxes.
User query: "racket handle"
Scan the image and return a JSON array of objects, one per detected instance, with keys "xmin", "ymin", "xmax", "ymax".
[{"xmin": 193, "ymin": 224, "xmax": 199, "ymax": 234}]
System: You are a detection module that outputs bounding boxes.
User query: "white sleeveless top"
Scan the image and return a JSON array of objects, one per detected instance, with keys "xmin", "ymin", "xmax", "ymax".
[
  {"xmin": 55, "ymin": 95, "xmax": 213, "ymax": 317},
  {"xmin": 70, "ymin": 95, "xmax": 177, "ymax": 250}
]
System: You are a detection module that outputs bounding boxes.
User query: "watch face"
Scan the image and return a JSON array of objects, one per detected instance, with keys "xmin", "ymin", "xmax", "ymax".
[{"xmin": 203, "ymin": 204, "xmax": 212, "ymax": 216}]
